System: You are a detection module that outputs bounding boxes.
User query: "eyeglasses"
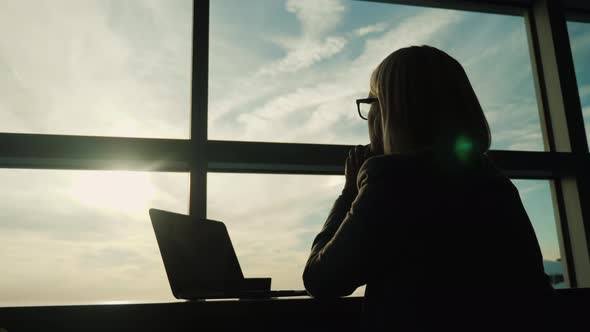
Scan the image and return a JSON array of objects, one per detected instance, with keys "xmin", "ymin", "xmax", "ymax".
[{"xmin": 356, "ymin": 97, "xmax": 378, "ymax": 120}]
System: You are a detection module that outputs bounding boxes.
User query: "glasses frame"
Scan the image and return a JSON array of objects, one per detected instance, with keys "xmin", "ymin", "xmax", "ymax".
[{"xmin": 356, "ymin": 97, "xmax": 378, "ymax": 120}]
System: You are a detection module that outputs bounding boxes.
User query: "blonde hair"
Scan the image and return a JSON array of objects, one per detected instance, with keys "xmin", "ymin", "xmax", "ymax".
[{"xmin": 370, "ymin": 46, "xmax": 491, "ymax": 156}]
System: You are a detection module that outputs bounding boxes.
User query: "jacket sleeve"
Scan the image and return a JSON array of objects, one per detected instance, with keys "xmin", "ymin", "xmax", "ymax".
[{"xmin": 302, "ymin": 167, "xmax": 374, "ymax": 298}]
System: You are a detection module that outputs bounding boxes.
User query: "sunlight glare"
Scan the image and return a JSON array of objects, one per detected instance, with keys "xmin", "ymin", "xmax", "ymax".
[{"xmin": 67, "ymin": 171, "xmax": 157, "ymax": 214}]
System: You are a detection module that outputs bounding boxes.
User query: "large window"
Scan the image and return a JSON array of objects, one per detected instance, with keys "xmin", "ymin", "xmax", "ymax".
[
  {"xmin": 1, "ymin": 0, "xmax": 588, "ymax": 307},
  {"xmin": 209, "ymin": 0, "xmax": 544, "ymax": 151},
  {"xmin": 0, "ymin": 0, "xmax": 192, "ymax": 138},
  {"xmin": 0, "ymin": 170, "xmax": 188, "ymax": 307}
]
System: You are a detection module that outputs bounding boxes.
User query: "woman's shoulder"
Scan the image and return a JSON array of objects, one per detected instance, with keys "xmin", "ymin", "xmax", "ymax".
[
  {"xmin": 356, "ymin": 154, "xmax": 413, "ymax": 188},
  {"xmin": 359, "ymin": 152, "xmax": 511, "ymax": 190},
  {"xmin": 360, "ymin": 153, "xmax": 423, "ymax": 176}
]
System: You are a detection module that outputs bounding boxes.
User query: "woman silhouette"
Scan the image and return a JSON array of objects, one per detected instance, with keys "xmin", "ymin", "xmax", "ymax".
[{"xmin": 303, "ymin": 46, "xmax": 558, "ymax": 331}]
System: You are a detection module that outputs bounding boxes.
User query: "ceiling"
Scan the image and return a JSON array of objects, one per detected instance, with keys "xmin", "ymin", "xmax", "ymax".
[{"xmin": 498, "ymin": 0, "xmax": 590, "ymax": 12}]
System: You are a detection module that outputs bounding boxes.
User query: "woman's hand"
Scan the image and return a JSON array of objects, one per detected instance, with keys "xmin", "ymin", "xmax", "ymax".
[{"xmin": 343, "ymin": 144, "xmax": 373, "ymax": 195}]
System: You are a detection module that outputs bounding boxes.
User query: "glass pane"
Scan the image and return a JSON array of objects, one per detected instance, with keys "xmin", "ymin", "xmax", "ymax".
[
  {"xmin": 567, "ymin": 21, "xmax": 590, "ymax": 147},
  {"xmin": 0, "ymin": 170, "xmax": 188, "ymax": 307},
  {"xmin": 0, "ymin": 0, "xmax": 192, "ymax": 138},
  {"xmin": 209, "ymin": 0, "xmax": 543, "ymax": 151},
  {"xmin": 208, "ymin": 174, "xmax": 567, "ymax": 295},
  {"xmin": 208, "ymin": 173, "xmax": 356, "ymax": 294},
  {"xmin": 513, "ymin": 180, "xmax": 567, "ymax": 288}
]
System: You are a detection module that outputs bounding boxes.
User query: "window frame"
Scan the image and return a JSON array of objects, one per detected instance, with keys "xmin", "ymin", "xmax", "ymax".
[{"xmin": 0, "ymin": 0, "xmax": 588, "ymax": 287}]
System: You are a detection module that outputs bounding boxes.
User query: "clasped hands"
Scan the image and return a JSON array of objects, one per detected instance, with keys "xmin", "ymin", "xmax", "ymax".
[{"xmin": 343, "ymin": 144, "xmax": 374, "ymax": 196}]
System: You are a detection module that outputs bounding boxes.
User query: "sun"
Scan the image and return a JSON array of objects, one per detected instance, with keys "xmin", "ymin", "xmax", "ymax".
[{"xmin": 68, "ymin": 170, "xmax": 157, "ymax": 215}]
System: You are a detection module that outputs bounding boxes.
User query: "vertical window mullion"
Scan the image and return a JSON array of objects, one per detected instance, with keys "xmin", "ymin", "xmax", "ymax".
[
  {"xmin": 189, "ymin": 0, "xmax": 209, "ymax": 219},
  {"xmin": 527, "ymin": 0, "xmax": 590, "ymax": 287},
  {"xmin": 525, "ymin": 3, "xmax": 577, "ymax": 287}
]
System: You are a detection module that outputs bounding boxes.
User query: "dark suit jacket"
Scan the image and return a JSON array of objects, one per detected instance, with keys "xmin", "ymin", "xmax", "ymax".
[{"xmin": 303, "ymin": 153, "xmax": 559, "ymax": 331}]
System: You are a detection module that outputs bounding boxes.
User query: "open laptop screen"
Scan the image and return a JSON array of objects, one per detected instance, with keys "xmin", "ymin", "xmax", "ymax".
[{"xmin": 149, "ymin": 209, "xmax": 245, "ymax": 299}]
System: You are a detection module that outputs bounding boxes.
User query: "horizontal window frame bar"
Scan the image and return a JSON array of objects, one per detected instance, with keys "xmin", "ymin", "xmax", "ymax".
[
  {"xmin": 1, "ymin": 134, "xmax": 588, "ymax": 178},
  {"xmin": 0, "ymin": 157, "xmax": 189, "ymax": 172},
  {"xmin": 208, "ymin": 141, "xmax": 588, "ymax": 178},
  {"xmin": 0, "ymin": 133, "xmax": 191, "ymax": 172}
]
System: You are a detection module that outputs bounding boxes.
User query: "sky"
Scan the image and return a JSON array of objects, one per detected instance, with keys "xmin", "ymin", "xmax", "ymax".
[
  {"xmin": 568, "ymin": 21, "xmax": 590, "ymax": 144},
  {"xmin": 1, "ymin": 0, "xmax": 587, "ymax": 306}
]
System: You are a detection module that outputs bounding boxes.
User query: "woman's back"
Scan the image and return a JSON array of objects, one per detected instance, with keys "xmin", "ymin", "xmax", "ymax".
[{"xmin": 359, "ymin": 154, "xmax": 557, "ymax": 331}]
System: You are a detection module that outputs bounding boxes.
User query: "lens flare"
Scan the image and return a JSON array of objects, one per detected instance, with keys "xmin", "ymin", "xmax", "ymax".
[{"xmin": 454, "ymin": 135, "xmax": 474, "ymax": 162}]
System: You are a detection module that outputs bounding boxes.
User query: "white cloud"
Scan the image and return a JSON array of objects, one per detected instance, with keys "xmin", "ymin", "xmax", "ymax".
[
  {"xmin": 480, "ymin": 96, "xmax": 544, "ymax": 151},
  {"xmin": 211, "ymin": 8, "xmax": 468, "ymax": 146},
  {"xmin": 209, "ymin": 1, "xmax": 351, "ymax": 120},
  {"xmin": 0, "ymin": 168, "xmax": 187, "ymax": 306},
  {"xmin": 508, "ymin": 141, "xmax": 544, "ymax": 151},
  {"xmin": 494, "ymin": 123, "xmax": 544, "ymax": 152},
  {"xmin": 285, "ymin": 0, "xmax": 346, "ymax": 37},
  {"xmin": 245, "ymin": 82, "xmax": 356, "ymax": 120},
  {"xmin": 232, "ymin": 9, "xmax": 464, "ymax": 143},
  {"xmin": 0, "ymin": 0, "xmax": 192, "ymax": 138},
  {"xmin": 259, "ymin": 0, "xmax": 347, "ymax": 76},
  {"xmin": 208, "ymin": 173, "xmax": 342, "ymax": 289},
  {"xmin": 0, "ymin": 232, "xmax": 174, "ymax": 306},
  {"xmin": 354, "ymin": 22, "xmax": 387, "ymax": 37},
  {"xmin": 580, "ymin": 85, "xmax": 590, "ymax": 100},
  {"xmin": 211, "ymin": 5, "xmax": 465, "ymax": 139},
  {"xmin": 570, "ymin": 26, "xmax": 590, "ymax": 53},
  {"xmin": 259, "ymin": 36, "xmax": 347, "ymax": 76},
  {"xmin": 353, "ymin": 9, "xmax": 463, "ymax": 69}
]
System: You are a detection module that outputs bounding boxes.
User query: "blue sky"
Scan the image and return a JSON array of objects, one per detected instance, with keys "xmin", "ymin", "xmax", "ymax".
[
  {"xmin": 568, "ymin": 21, "xmax": 590, "ymax": 145},
  {"xmin": 1, "ymin": 0, "xmax": 586, "ymax": 306},
  {"xmin": 208, "ymin": 0, "xmax": 544, "ymax": 151}
]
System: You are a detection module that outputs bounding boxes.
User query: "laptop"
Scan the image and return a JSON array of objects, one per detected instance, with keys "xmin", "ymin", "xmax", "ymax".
[{"xmin": 149, "ymin": 208, "xmax": 309, "ymax": 300}]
